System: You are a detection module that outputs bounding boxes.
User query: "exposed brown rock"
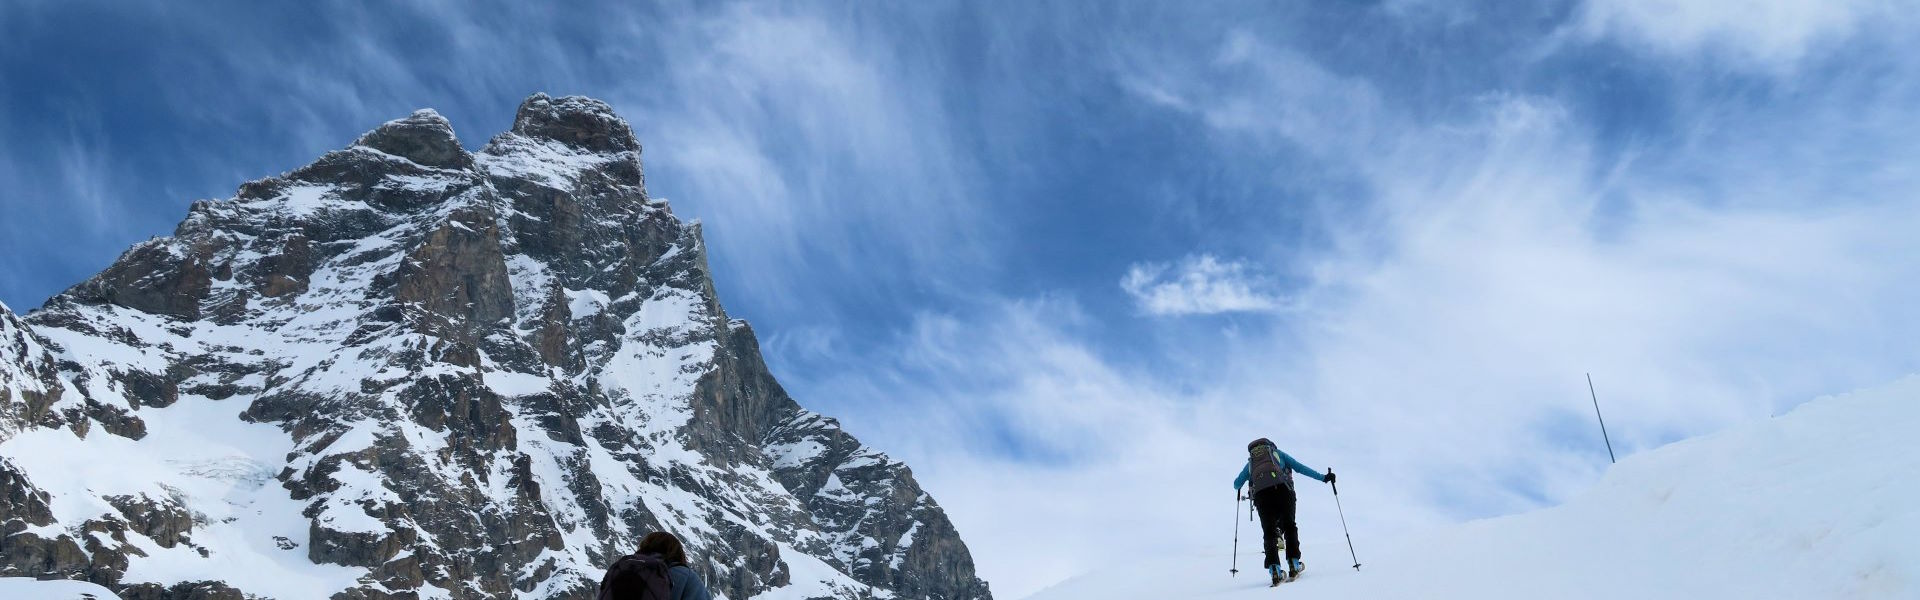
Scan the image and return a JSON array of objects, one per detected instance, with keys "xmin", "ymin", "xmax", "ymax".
[
  {"xmin": 394, "ymin": 208, "xmax": 515, "ymax": 330},
  {"xmin": 105, "ymin": 493, "xmax": 196, "ymax": 549},
  {"xmin": 67, "ymin": 240, "xmax": 213, "ymax": 319},
  {"xmin": 117, "ymin": 580, "xmax": 249, "ymax": 600},
  {"xmin": 354, "ymin": 109, "xmax": 474, "ymax": 170},
  {"xmin": 510, "ymin": 93, "xmax": 640, "ymax": 154}
]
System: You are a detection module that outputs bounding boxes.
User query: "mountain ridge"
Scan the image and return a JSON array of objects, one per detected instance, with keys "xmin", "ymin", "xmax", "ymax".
[{"xmin": 0, "ymin": 93, "xmax": 991, "ymax": 600}]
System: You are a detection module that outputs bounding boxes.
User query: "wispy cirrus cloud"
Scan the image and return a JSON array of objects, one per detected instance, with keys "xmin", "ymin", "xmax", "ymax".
[
  {"xmin": 629, "ymin": 4, "xmax": 989, "ymax": 325},
  {"xmin": 1573, "ymin": 0, "xmax": 1900, "ymax": 70},
  {"xmin": 55, "ymin": 125, "xmax": 115, "ymax": 234},
  {"xmin": 0, "ymin": 109, "xmax": 132, "ymax": 306}
]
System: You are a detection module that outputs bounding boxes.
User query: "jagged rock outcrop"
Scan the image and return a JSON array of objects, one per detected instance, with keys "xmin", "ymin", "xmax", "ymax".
[
  {"xmin": 0, "ymin": 94, "xmax": 992, "ymax": 600},
  {"xmin": 0, "ymin": 304, "xmax": 73, "ymax": 439}
]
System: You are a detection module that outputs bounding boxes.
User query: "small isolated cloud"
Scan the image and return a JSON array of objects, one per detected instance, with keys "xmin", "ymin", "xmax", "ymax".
[{"xmin": 1120, "ymin": 254, "xmax": 1285, "ymax": 316}]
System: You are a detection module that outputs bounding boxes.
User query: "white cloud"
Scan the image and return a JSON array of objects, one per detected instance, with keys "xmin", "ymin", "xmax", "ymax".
[
  {"xmin": 1574, "ymin": 0, "xmax": 1895, "ymax": 70},
  {"xmin": 1118, "ymin": 29, "xmax": 1383, "ymax": 160},
  {"xmin": 1120, "ymin": 254, "xmax": 1286, "ymax": 316}
]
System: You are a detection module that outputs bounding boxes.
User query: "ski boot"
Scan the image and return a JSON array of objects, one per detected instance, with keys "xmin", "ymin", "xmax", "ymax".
[
  {"xmin": 1289, "ymin": 558, "xmax": 1305, "ymax": 580},
  {"xmin": 1268, "ymin": 564, "xmax": 1284, "ymax": 587}
]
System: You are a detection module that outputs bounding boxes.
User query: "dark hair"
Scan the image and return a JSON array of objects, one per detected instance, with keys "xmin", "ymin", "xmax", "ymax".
[{"xmin": 637, "ymin": 531, "xmax": 689, "ymax": 566}]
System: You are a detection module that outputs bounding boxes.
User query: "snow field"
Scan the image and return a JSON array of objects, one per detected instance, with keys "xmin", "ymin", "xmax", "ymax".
[
  {"xmin": 1025, "ymin": 376, "xmax": 1920, "ymax": 600},
  {"xmin": 0, "ymin": 577, "xmax": 123, "ymax": 599},
  {"xmin": 0, "ymin": 393, "xmax": 366, "ymax": 598}
]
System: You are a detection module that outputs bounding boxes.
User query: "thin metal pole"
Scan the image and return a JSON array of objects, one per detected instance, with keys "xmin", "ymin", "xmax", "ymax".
[
  {"xmin": 1231, "ymin": 492, "xmax": 1242, "ymax": 576},
  {"xmin": 1587, "ymin": 373, "xmax": 1617, "ymax": 464},
  {"xmin": 1329, "ymin": 469, "xmax": 1361, "ymax": 571}
]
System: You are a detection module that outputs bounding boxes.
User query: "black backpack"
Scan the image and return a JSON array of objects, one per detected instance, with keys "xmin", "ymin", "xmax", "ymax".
[
  {"xmin": 1247, "ymin": 438, "xmax": 1294, "ymax": 492},
  {"xmin": 598, "ymin": 553, "xmax": 673, "ymax": 600}
]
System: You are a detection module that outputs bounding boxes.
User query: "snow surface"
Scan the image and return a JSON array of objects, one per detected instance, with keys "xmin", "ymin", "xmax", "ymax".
[
  {"xmin": 1025, "ymin": 377, "xmax": 1920, "ymax": 600},
  {"xmin": 476, "ymin": 133, "xmax": 631, "ymax": 192},
  {"xmin": 0, "ymin": 578, "xmax": 122, "ymax": 599},
  {"xmin": 0, "ymin": 393, "xmax": 366, "ymax": 598},
  {"xmin": 754, "ymin": 542, "xmax": 877, "ymax": 600}
]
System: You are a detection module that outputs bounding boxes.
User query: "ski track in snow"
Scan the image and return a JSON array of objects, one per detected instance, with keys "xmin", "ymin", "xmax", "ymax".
[{"xmin": 1024, "ymin": 377, "xmax": 1920, "ymax": 600}]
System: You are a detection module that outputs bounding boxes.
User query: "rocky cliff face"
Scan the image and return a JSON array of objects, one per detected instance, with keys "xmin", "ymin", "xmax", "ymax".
[{"xmin": 0, "ymin": 94, "xmax": 992, "ymax": 600}]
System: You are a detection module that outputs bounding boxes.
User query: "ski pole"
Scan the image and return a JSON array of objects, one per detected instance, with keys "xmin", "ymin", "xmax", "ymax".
[
  {"xmin": 1231, "ymin": 490, "xmax": 1242, "ymax": 576},
  {"xmin": 1329, "ymin": 468, "xmax": 1361, "ymax": 571}
]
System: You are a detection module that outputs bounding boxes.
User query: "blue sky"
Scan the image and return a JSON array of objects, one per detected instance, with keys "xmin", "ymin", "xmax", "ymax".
[{"xmin": 5, "ymin": 1, "xmax": 1919, "ymax": 597}]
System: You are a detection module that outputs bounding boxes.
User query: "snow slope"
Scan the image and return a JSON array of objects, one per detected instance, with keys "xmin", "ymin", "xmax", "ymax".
[
  {"xmin": 1026, "ymin": 377, "xmax": 1920, "ymax": 600},
  {"xmin": 0, "ymin": 578, "xmax": 122, "ymax": 599}
]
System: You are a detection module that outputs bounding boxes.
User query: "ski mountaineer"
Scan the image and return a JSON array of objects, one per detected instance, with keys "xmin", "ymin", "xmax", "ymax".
[
  {"xmin": 598, "ymin": 531, "xmax": 712, "ymax": 600},
  {"xmin": 1233, "ymin": 438, "xmax": 1335, "ymax": 585}
]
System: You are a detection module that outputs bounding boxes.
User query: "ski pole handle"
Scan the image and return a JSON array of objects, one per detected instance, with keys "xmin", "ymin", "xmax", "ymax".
[{"xmin": 1328, "ymin": 468, "xmax": 1339, "ymax": 495}]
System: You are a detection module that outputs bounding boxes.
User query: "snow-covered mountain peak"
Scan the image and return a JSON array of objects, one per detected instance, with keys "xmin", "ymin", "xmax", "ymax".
[
  {"xmin": 507, "ymin": 93, "xmax": 642, "ymax": 155},
  {"xmin": 352, "ymin": 108, "xmax": 471, "ymax": 170},
  {"xmin": 0, "ymin": 96, "xmax": 991, "ymax": 600}
]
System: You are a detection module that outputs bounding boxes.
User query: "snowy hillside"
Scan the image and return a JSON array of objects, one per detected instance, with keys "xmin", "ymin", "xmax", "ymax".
[
  {"xmin": 1026, "ymin": 377, "xmax": 1920, "ymax": 600},
  {"xmin": 0, "ymin": 577, "xmax": 122, "ymax": 599}
]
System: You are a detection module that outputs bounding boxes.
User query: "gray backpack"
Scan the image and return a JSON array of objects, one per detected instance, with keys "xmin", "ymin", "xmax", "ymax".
[{"xmin": 1246, "ymin": 438, "xmax": 1293, "ymax": 492}]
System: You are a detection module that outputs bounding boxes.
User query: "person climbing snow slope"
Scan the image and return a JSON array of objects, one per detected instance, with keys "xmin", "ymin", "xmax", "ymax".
[{"xmin": 1233, "ymin": 437, "xmax": 1334, "ymax": 586}]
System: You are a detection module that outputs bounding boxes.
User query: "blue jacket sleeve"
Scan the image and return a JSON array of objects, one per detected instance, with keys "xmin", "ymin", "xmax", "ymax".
[
  {"xmin": 1278, "ymin": 450, "xmax": 1326, "ymax": 482},
  {"xmin": 671, "ymin": 566, "xmax": 712, "ymax": 600},
  {"xmin": 1232, "ymin": 461, "xmax": 1250, "ymax": 490}
]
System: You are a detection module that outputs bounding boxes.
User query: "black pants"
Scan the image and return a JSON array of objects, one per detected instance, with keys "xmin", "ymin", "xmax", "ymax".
[{"xmin": 1251, "ymin": 485, "xmax": 1300, "ymax": 568}]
